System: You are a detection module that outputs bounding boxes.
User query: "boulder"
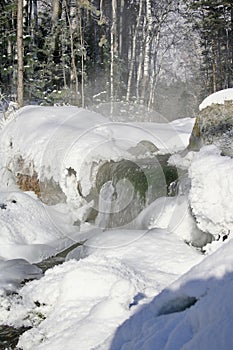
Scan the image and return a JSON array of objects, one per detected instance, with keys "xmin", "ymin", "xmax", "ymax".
[{"xmin": 188, "ymin": 99, "xmax": 233, "ymax": 157}]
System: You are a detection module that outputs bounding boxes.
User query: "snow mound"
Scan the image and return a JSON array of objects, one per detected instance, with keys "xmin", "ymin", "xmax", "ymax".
[
  {"xmin": 109, "ymin": 237, "xmax": 233, "ymax": 350},
  {"xmin": 3, "ymin": 257, "xmax": 145, "ymax": 350},
  {"xmin": 199, "ymin": 88, "xmax": 233, "ymax": 111},
  {"xmin": 0, "ymin": 190, "xmax": 79, "ymax": 263},
  {"xmin": 189, "ymin": 145, "xmax": 233, "ymax": 236},
  {"xmin": 0, "ymin": 228, "xmax": 203, "ymax": 350}
]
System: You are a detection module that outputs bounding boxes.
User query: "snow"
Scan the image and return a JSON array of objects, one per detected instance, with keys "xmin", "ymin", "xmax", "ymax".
[
  {"xmin": 199, "ymin": 88, "xmax": 233, "ymax": 111},
  {"xmin": 0, "ymin": 230, "xmax": 204, "ymax": 350},
  {"xmin": 0, "ymin": 100, "xmax": 232, "ymax": 350},
  {"xmin": 0, "ymin": 190, "xmax": 79, "ymax": 263},
  {"xmin": 0, "ymin": 106, "xmax": 194, "ymax": 221},
  {"xmin": 109, "ymin": 237, "xmax": 233, "ymax": 350},
  {"xmin": 0, "ymin": 259, "xmax": 42, "ymax": 292},
  {"xmin": 189, "ymin": 145, "xmax": 233, "ymax": 236}
]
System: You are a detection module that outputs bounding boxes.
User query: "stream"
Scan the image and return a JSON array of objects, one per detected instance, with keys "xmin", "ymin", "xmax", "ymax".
[
  {"xmin": 0, "ymin": 154, "xmax": 179, "ymax": 349},
  {"xmin": 0, "ymin": 241, "xmax": 82, "ymax": 350}
]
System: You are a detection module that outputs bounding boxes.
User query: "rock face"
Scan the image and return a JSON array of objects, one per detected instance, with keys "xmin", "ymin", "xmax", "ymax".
[{"xmin": 188, "ymin": 101, "xmax": 233, "ymax": 157}]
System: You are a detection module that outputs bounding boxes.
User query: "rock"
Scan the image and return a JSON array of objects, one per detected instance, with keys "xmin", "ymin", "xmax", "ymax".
[
  {"xmin": 128, "ymin": 140, "xmax": 159, "ymax": 157},
  {"xmin": 188, "ymin": 100, "xmax": 233, "ymax": 157}
]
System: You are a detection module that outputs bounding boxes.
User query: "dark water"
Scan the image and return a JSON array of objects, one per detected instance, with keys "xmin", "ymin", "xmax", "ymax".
[{"xmin": 0, "ymin": 325, "xmax": 30, "ymax": 350}]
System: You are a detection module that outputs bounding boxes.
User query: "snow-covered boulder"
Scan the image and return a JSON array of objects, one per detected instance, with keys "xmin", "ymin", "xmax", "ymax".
[
  {"xmin": 189, "ymin": 89, "xmax": 233, "ymax": 156},
  {"xmin": 199, "ymin": 88, "xmax": 233, "ymax": 111},
  {"xmin": 0, "ymin": 106, "xmax": 193, "ymax": 225}
]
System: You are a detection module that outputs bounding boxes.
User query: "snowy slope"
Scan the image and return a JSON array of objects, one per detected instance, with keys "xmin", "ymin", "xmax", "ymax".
[{"xmin": 109, "ymin": 237, "xmax": 233, "ymax": 350}]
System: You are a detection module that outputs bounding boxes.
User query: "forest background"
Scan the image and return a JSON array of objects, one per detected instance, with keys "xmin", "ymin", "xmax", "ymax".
[{"xmin": 0, "ymin": 0, "xmax": 233, "ymax": 121}]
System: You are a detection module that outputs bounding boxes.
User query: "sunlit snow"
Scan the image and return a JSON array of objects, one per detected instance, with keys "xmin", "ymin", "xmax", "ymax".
[{"xmin": 0, "ymin": 95, "xmax": 232, "ymax": 350}]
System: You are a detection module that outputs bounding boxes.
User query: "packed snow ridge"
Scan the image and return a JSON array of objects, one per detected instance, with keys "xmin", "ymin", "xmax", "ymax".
[{"xmin": 0, "ymin": 90, "xmax": 233, "ymax": 349}]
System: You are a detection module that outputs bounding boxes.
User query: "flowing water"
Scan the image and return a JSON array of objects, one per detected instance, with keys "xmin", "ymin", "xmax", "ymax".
[
  {"xmin": 91, "ymin": 154, "xmax": 179, "ymax": 228},
  {"xmin": 0, "ymin": 325, "xmax": 31, "ymax": 350},
  {"xmin": 0, "ymin": 242, "xmax": 82, "ymax": 349}
]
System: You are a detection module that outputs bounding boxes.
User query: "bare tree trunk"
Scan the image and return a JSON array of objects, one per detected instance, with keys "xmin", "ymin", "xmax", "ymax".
[
  {"xmin": 136, "ymin": 14, "xmax": 146, "ymax": 102},
  {"xmin": 51, "ymin": 0, "xmax": 62, "ymax": 63},
  {"xmin": 65, "ymin": 0, "xmax": 79, "ymax": 105},
  {"xmin": 17, "ymin": 0, "xmax": 24, "ymax": 107},
  {"xmin": 119, "ymin": 0, "xmax": 124, "ymax": 56},
  {"xmin": 61, "ymin": 28, "xmax": 67, "ymax": 90},
  {"xmin": 211, "ymin": 38, "xmax": 217, "ymax": 92},
  {"xmin": 148, "ymin": 26, "xmax": 162, "ymax": 109},
  {"xmin": 110, "ymin": 0, "xmax": 117, "ymax": 116},
  {"xmin": 126, "ymin": 0, "xmax": 143, "ymax": 101},
  {"xmin": 33, "ymin": 0, "xmax": 38, "ymax": 56},
  {"xmin": 141, "ymin": 0, "xmax": 153, "ymax": 102},
  {"xmin": 230, "ymin": 4, "xmax": 233, "ymax": 86},
  {"xmin": 100, "ymin": 0, "xmax": 103, "ymax": 21},
  {"xmin": 78, "ymin": 7, "xmax": 85, "ymax": 108}
]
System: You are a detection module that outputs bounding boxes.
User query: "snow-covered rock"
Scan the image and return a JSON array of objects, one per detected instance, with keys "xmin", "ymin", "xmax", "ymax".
[
  {"xmin": 199, "ymin": 88, "xmax": 233, "ymax": 111},
  {"xmin": 0, "ymin": 106, "xmax": 194, "ymax": 223},
  {"xmin": 189, "ymin": 89, "xmax": 233, "ymax": 156}
]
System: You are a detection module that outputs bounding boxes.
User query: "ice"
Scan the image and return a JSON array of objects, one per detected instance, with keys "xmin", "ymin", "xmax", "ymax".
[
  {"xmin": 0, "ymin": 259, "xmax": 42, "ymax": 292},
  {"xmin": 95, "ymin": 181, "xmax": 115, "ymax": 228}
]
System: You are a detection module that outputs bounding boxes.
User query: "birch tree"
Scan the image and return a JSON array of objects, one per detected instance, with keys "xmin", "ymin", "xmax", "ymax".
[
  {"xmin": 126, "ymin": 0, "xmax": 143, "ymax": 101},
  {"xmin": 17, "ymin": 0, "xmax": 24, "ymax": 107},
  {"xmin": 141, "ymin": 0, "xmax": 153, "ymax": 102}
]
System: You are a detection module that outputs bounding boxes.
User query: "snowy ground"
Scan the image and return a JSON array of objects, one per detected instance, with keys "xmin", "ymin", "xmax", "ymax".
[{"xmin": 0, "ymin": 96, "xmax": 232, "ymax": 349}]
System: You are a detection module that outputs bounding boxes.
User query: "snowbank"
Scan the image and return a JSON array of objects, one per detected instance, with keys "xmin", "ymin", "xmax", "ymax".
[
  {"xmin": 199, "ymin": 88, "xmax": 233, "ymax": 111},
  {"xmin": 0, "ymin": 190, "xmax": 79, "ymax": 263},
  {"xmin": 0, "ymin": 228, "xmax": 203, "ymax": 350},
  {"xmin": 109, "ymin": 237, "xmax": 233, "ymax": 350},
  {"xmin": 189, "ymin": 145, "xmax": 233, "ymax": 236}
]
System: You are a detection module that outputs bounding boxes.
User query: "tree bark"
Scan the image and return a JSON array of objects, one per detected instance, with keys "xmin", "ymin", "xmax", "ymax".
[
  {"xmin": 126, "ymin": 0, "xmax": 143, "ymax": 101},
  {"xmin": 17, "ymin": 0, "xmax": 24, "ymax": 107},
  {"xmin": 141, "ymin": 0, "xmax": 153, "ymax": 102},
  {"xmin": 110, "ymin": 0, "xmax": 117, "ymax": 115},
  {"xmin": 65, "ymin": 0, "xmax": 79, "ymax": 105},
  {"xmin": 211, "ymin": 37, "xmax": 217, "ymax": 92},
  {"xmin": 78, "ymin": 7, "xmax": 85, "ymax": 108}
]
